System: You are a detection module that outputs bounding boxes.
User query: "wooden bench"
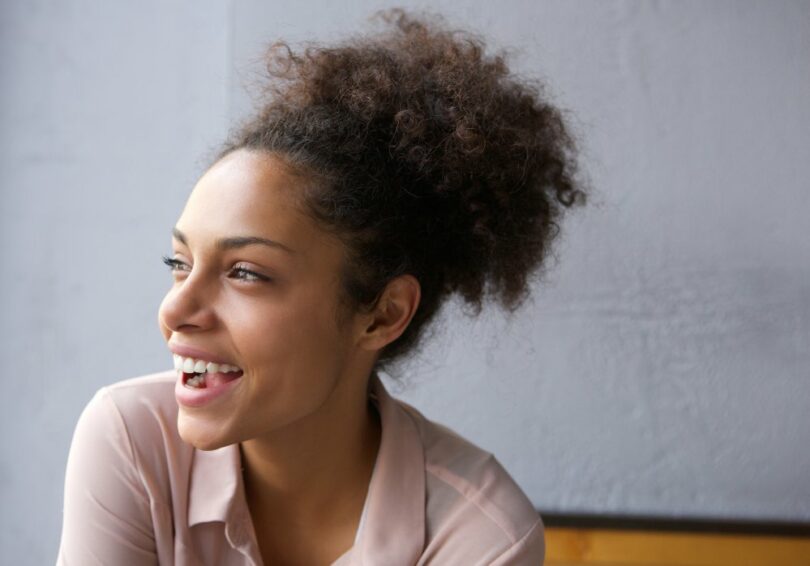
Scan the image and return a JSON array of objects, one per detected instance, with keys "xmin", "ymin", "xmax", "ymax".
[{"xmin": 542, "ymin": 513, "xmax": 810, "ymax": 566}]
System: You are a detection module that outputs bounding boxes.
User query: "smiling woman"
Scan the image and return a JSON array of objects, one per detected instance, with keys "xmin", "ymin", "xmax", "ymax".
[
  {"xmin": 160, "ymin": 151, "xmax": 381, "ymax": 463},
  {"xmin": 57, "ymin": 9, "xmax": 584, "ymax": 566}
]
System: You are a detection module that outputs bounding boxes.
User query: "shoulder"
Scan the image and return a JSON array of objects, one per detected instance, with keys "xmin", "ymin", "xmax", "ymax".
[
  {"xmin": 90, "ymin": 369, "xmax": 180, "ymax": 430},
  {"xmin": 74, "ymin": 370, "xmax": 190, "ymax": 498},
  {"xmin": 81, "ymin": 370, "xmax": 181, "ymax": 448},
  {"xmin": 59, "ymin": 370, "xmax": 187, "ymax": 564},
  {"xmin": 397, "ymin": 399, "xmax": 545, "ymax": 565}
]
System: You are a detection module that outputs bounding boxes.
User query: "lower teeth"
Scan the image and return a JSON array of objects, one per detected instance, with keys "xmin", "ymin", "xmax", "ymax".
[{"xmin": 186, "ymin": 374, "xmax": 206, "ymax": 388}]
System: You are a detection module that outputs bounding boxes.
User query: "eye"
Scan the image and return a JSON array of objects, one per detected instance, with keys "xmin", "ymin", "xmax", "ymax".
[
  {"xmin": 162, "ymin": 255, "xmax": 270, "ymax": 284},
  {"xmin": 229, "ymin": 264, "xmax": 271, "ymax": 283},
  {"xmin": 162, "ymin": 255, "xmax": 189, "ymax": 273}
]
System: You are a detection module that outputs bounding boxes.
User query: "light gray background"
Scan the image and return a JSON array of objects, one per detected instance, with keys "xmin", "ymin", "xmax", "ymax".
[{"xmin": 2, "ymin": 0, "xmax": 808, "ymax": 563}]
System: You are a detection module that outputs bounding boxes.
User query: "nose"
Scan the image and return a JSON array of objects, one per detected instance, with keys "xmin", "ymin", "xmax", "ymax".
[{"xmin": 157, "ymin": 274, "xmax": 216, "ymax": 339}]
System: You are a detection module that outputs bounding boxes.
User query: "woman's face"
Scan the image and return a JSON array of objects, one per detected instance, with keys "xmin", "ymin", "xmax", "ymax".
[{"xmin": 158, "ymin": 149, "xmax": 361, "ymax": 450}]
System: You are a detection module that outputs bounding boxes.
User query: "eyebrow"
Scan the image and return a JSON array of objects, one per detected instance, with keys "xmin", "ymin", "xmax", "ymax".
[{"xmin": 172, "ymin": 227, "xmax": 296, "ymax": 255}]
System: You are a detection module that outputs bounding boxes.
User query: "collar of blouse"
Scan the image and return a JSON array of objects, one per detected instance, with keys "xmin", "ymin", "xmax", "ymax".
[{"xmin": 187, "ymin": 372, "xmax": 426, "ymax": 565}]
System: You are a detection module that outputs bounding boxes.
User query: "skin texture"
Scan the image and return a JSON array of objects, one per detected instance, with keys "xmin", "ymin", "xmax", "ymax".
[{"xmin": 157, "ymin": 149, "xmax": 420, "ymax": 564}]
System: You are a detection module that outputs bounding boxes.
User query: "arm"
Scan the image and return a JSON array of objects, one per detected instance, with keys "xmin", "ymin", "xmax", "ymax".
[{"xmin": 57, "ymin": 388, "xmax": 158, "ymax": 566}]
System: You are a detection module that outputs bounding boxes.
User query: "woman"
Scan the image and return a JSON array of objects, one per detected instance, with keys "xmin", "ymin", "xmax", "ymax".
[{"xmin": 58, "ymin": 10, "xmax": 584, "ymax": 565}]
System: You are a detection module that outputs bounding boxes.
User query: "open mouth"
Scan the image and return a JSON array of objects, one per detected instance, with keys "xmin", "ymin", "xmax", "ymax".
[{"xmin": 182, "ymin": 369, "xmax": 244, "ymax": 389}]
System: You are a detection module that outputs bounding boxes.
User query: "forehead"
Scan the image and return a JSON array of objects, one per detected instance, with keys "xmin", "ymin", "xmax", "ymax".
[
  {"xmin": 176, "ymin": 150, "xmax": 340, "ymax": 258},
  {"xmin": 183, "ymin": 150, "xmax": 300, "ymax": 229}
]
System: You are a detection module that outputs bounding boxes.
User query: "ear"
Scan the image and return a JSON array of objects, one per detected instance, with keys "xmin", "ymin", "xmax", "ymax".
[{"xmin": 355, "ymin": 274, "xmax": 421, "ymax": 353}]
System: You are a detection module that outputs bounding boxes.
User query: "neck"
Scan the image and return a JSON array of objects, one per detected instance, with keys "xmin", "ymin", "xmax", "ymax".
[{"xmin": 239, "ymin": 369, "xmax": 381, "ymax": 526}]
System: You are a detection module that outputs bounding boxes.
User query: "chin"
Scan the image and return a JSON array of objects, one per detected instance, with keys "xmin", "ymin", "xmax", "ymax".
[{"xmin": 177, "ymin": 413, "xmax": 232, "ymax": 451}]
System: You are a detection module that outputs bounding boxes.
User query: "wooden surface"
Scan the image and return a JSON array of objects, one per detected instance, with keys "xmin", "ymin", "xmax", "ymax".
[{"xmin": 545, "ymin": 526, "xmax": 810, "ymax": 566}]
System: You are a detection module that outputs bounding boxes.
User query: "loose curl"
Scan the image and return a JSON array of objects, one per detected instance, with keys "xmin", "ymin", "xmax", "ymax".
[{"xmin": 217, "ymin": 9, "xmax": 586, "ymax": 368}]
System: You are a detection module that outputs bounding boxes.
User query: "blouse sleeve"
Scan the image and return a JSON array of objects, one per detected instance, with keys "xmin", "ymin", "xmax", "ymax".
[
  {"xmin": 489, "ymin": 518, "xmax": 545, "ymax": 565},
  {"xmin": 57, "ymin": 388, "xmax": 158, "ymax": 566}
]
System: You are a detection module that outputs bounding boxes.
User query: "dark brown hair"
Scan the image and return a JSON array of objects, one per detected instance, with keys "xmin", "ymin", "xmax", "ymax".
[{"xmin": 217, "ymin": 9, "xmax": 585, "ymax": 368}]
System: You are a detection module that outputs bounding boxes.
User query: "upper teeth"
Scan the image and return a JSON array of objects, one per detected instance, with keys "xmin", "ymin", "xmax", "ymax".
[{"xmin": 173, "ymin": 354, "xmax": 242, "ymax": 374}]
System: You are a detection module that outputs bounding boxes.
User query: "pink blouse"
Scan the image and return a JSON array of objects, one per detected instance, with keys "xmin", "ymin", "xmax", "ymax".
[{"xmin": 57, "ymin": 370, "xmax": 544, "ymax": 565}]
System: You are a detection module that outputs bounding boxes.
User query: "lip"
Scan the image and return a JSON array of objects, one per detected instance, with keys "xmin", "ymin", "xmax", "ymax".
[
  {"xmin": 174, "ymin": 370, "xmax": 243, "ymax": 408},
  {"xmin": 169, "ymin": 343, "xmax": 235, "ymax": 366}
]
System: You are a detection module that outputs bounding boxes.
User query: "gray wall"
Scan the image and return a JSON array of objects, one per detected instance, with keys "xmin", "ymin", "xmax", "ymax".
[{"xmin": 2, "ymin": 0, "xmax": 808, "ymax": 563}]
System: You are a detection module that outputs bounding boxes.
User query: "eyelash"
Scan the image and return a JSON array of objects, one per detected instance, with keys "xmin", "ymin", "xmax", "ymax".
[{"xmin": 161, "ymin": 255, "xmax": 270, "ymax": 283}]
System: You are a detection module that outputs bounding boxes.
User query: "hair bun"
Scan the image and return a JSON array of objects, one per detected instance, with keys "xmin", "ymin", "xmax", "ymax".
[{"xmin": 222, "ymin": 9, "xmax": 586, "ymax": 365}]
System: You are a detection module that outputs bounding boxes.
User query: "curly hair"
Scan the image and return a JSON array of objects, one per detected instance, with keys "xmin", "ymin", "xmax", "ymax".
[{"xmin": 217, "ymin": 9, "xmax": 585, "ymax": 368}]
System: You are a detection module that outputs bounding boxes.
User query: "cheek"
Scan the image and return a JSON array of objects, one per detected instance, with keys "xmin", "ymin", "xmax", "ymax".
[{"xmin": 244, "ymin": 296, "xmax": 345, "ymax": 364}]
